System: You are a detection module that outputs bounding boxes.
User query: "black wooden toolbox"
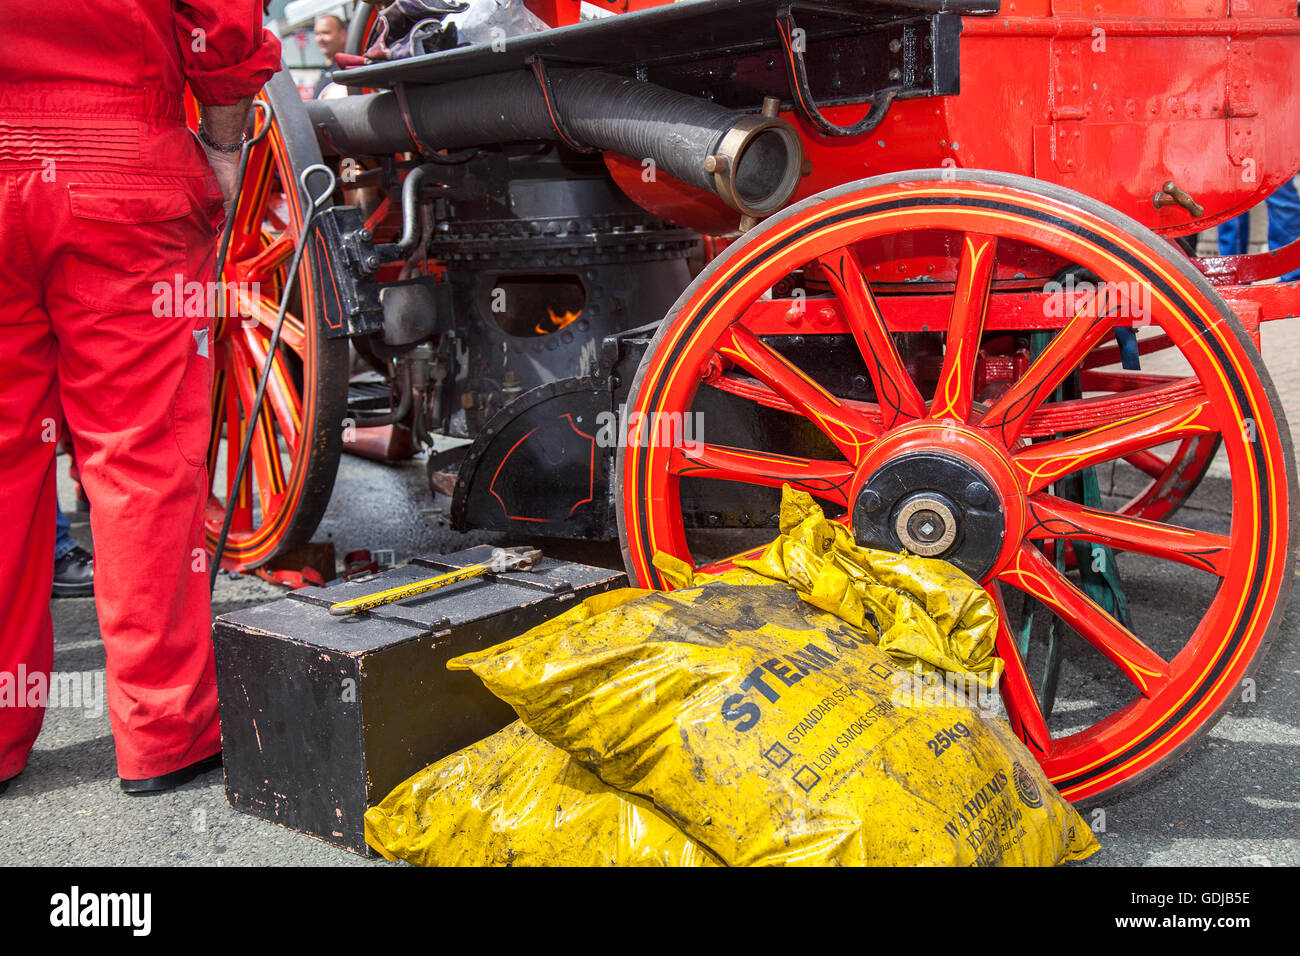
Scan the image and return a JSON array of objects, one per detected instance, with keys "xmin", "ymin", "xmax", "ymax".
[{"xmin": 212, "ymin": 545, "xmax": 626, "ymax": 855}]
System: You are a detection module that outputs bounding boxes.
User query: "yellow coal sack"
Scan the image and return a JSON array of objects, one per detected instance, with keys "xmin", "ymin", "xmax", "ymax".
[
  {"xmin": 735, "ymin": 486, "xmax": 1003, "ymax": 685},
  {"xmin": 450, "ymin": 574, "xmax": 1098, "ymax": 866},
  {"xmin": 364, "ymin": 720, "xmax": 721, "ymax": 866}
]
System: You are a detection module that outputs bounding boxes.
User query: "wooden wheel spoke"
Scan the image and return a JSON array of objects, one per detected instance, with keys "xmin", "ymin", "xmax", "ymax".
[
  {"xmin": 669, "ymin": 442, "xmax": 854, "ymax": 509},
  {"xmin": 715, "ymin": 325, "xmax": 876, "ymax": 464},
  {"xmin": 705, "ymin": 372, "xmax": 886, "ymax": 431},
  {"xmin": 1012, "ymin": 391, "xmax": 1214, "ymax": 493},
  {"xmin": 1080, "ymin": 369, "xmax": 1188, "ymax": 392},
  {"xmin": 1019, "ymin": 376, "xmax": 1204, "ymax": 440},
  {"xmin": 932, "ymin": 233, "xmax": 997, "ymax": 422},
  {"xmin": 990, "ymin": 583, "xmax": 1053, "ymax": 758},
  {"xmin": 233, "ymin": 294, "xmax": 306, "ymax": 356},
  {"xmin": 816, "ymin": 247, "xmax": 926, "ymax": 428},
  {"xmin": 1027, "ymin": 494, "xmax": 1229, "ymax": 576},
  {"xmin": 220, "ymin": 363, "xmax": 254, "ymax": 533},
  {"xmin": 234, "ymin": 234, "xmax": 294, "ymax": 285},
  {"xmin": 1123, "ymin": 449, "xmax": 1169, "ymax": 479},
  {"xmin": 229, "ymin": 140, "xmax": 278, "ymax": 259},
  {"xmin": 229, "ymin": 337, "xmax": 288, "ymax": 518},
  {"xmin": 998, "ymin": 544, "xmax": 1170, "ymax": 697},
  {"xmin": 248, "ymin": 415, "xmax": 287, "ymax": 519},
  {"xmin": 240, "ymin": 325, "xmax": 303, "ymax": 451},
  {"xmin": 978, "ymin": 294, "xmax": 1118, "ymax": 445}
]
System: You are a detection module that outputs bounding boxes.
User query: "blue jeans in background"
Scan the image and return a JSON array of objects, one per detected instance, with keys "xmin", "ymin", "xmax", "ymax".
[
  {"xmin": 1217, "ymin": 180, "xmax": 1300, "ymax": 282},
  {"xmin": 54, "ymin": 502, "xmax": 76, "ymax": 561}
]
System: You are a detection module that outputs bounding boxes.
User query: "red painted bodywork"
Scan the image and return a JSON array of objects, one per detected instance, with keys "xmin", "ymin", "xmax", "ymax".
[{"xmin": 589, "ymin": 0, "xmax": 1300, "ymax": 246}]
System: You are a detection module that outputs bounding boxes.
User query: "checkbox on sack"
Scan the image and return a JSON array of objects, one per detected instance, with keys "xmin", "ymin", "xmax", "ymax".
[
  {"xmin": 793, "ymin": 765, "xmax": 821, "ymax": 792},
  {"xmin": 764, "ymin": 742, "xmax": 793, "ymax": 768}
]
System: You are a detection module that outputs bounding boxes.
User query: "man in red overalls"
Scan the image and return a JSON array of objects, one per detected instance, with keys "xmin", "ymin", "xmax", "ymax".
[{"xmin": 0, "ymin": 2, "xmax": 281, "ymax": 793}]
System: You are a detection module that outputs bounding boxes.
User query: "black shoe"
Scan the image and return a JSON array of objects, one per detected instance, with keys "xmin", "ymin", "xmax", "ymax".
[
  {"xmin": 120, "ymin": 753, "xmax": 222, "ymax": 795},
  {"xmin": 0, "ymin": 773, "xmax": 18, "ymax": 796},
  {"xmin": 52, "ymin": 545, "xmax": 94, "ymax": 598}
]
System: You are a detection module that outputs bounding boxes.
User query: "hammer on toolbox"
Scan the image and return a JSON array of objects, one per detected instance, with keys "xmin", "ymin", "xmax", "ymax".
[{"xmin": 328, "ymin": 546, "xmax": 543, "ymax": 616}]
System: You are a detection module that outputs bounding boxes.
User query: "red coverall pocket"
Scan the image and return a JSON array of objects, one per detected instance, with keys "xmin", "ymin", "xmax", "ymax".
[
  {"xmin": 171, "ymin": 322, "xmax": 213, "ymax": 469},
  {"xmin": 66, "ymin": 183, "xmax": 192, "ymax": 315}
]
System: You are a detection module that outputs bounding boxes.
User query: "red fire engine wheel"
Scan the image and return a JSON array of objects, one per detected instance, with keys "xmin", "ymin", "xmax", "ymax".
[
  {"xmin": 204, "ymin": 71, "xmax": 349, "ymax": 569},
  {"xmin": 616, "ymin": 171, "xmax": 1296, "ymax": 804}
]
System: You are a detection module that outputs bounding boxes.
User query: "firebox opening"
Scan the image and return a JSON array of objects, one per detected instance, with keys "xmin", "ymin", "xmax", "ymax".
[{"xmin": 487, "ymin": 274, "xmax": 587, "ymax": 338}]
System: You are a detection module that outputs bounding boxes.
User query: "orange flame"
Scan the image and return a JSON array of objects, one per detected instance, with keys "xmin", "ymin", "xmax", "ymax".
[{"xmin": 535, "ymin": 307, "xmax": 582, "ymax": 335}]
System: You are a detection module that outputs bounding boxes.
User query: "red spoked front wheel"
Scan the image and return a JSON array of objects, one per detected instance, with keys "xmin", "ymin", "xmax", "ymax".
[
  {"xmin": 205, "ymin": 71, "xmax": 349, "ymax": 570},
  {"xmin": 616, "ymin": 171, "xmax": 1296, "ymax": 804}
]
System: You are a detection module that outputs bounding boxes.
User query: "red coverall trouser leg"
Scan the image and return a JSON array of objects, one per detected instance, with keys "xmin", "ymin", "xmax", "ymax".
[{"xmin": 0, "ymin": 91, "xmax": 223, "ymax": 782}]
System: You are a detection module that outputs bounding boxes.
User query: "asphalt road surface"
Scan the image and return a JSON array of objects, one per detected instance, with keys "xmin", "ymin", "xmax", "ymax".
[{"xmin": 2, "ymin": 321, "xmax": 1297, "ymax": 868}]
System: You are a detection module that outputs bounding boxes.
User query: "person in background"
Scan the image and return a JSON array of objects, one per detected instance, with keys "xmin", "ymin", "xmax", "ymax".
[
  {"xmin": 52, "ymin": 434, "xmax": 93, "ymax": 598},
  {"xmin": 1217, "ymin": 180, "xmax": 1300, "ymax": 283},
  {"xmin": 313, "ymin": 14, "xmax": 348, "ymax": 98},
  {"xmin": 52, "ymin": 503, "xmax": 93, "ymax": 599}
]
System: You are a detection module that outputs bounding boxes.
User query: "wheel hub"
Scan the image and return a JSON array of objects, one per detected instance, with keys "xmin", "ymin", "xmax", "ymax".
[
  {"xmin": 894, "ymin": 494, "xmax": 958, "ymax": 555},
  {"xmin": 852, "ymin": 452, "xmax": 1007, "ymax": 580}
]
